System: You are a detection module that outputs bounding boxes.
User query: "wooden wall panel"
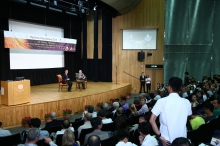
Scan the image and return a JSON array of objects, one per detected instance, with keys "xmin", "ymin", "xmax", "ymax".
[
  {"xmin": 112, "ymin": 0, "xmax": 165, "ymax": 93},
  {"xmin": 0, "ymin": 84, "xmax": 131, "ymax": 128}
]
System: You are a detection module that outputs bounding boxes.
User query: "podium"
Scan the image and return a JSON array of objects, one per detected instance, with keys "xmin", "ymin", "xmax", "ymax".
[{"xmin": 1, "ymin": 80, "xmax": 30, "ymax": 105}]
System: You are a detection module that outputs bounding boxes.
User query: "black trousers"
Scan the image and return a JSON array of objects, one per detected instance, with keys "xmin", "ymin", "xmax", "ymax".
[
  {"xmin": 67, "ymin": 81, "xmax": 72, "ymax": 91},
  {"xmin": 146, "ymin": 83, "xmax": 151, "ymax": 93},
  {"xmin": 139, "ymin": 81, "xmax": 145, "ymax": 92}
]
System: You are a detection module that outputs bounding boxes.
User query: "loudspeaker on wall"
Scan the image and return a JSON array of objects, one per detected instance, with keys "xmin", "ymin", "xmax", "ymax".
[{"xmin": 138, "ymin": 52, "xmax": 145, "ymax": 61}]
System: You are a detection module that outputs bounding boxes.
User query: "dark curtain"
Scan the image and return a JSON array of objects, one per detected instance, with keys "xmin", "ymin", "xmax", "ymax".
[
  {"xmin": 93, "ymin": 10, "xmax": 99, "ymax": 82},
  {"xmin": 101, "ymin": 9, "xmax": 112, "ymax": 82},
  {"xmin": 0, "ymin": 1, "xmax": 82, "ymax": 86},
  {"xmin": 82, "ymin": 15, "xmax": 88, "ymax": 76},
  {"xmin": 164, "ymin": 0, "xmax": 216, "ymax": 84}
]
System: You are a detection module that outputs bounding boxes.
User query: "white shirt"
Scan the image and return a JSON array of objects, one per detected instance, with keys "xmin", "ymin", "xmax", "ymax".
[
  {"xmin": 154, "ymin": 95, "xmax": 161, "ymax": 100},
  {"xmin": 54, "ymin": 127, "xmax": 74, "ymax": 140},
  {"xmin": 203, "ymin": 95, "xmax": 207, "ymax": 101},
  {"xmin": 82, "ymin": 111, "xmax": 97, "ymax": 119},
  {"xmin": 102, "ymin": 118, "xmax": 113, "ymax": 124},
  {"xmin": 116, "ymin": 141, "xmax": 137, "ymax": 146},
  {"xmin": 207, "ymin": 90, "xmax": 213, "ymax": 97},
  {"xmin": 0, "ymin": 128, "xmax": 11, "ymax": 137},
  {"xmin": 141, "ymin": 135, "xmax": 158, "ymax": 146},
  {"xmin": 182, "ymin": 92, "xmax": 188, "ymax": 98},
  {"xmin": 77, "ymin": 121, "xmax": 92, "ymax": 139},
  {"xmin": 151, "ymin": 93, "xmax": 192, "ymax": 143},
  {"xmin": 145, "ymin": 77, "xmax": 151, "ymax": 84}
]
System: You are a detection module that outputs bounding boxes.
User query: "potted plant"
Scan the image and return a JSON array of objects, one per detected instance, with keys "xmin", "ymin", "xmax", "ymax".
[
  {"xmin": 21, "ymin": 116, "xmax": 31, "ymax": 128},
  {"xmin": 127, "ymin": 92, "xmax": 131, "ymax": 99},
  {"xmin": 63, "ymin": 109, "xmax": 72, "ymax": 120},
  {"xmin": 120, "ymin": 94, "xmax": 126, "ymax": 99},
  {"xmin": 85, "ymin": 105, "xmax": 89, "ymax": 110},
  {"xmin": 96, "ymin": 102, "xmax": 103, "ymax": 111},
  {"xmin": 45, "ymin": 113, "xmax": 52, "ymax": 123}
]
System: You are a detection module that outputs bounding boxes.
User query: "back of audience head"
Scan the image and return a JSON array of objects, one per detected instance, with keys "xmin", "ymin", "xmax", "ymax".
[
  {"xmin": 116, "ymin": 129, "xmax": 130, "ymax": 142},
  {"xmin": 113, "ymin": 102, "xmax": 120, "ymax": 109},
  {"xmin": 116, "ymin": 107, "xmax": 124, "ymax": 116},
  {"xmin": 97, "ymin": 104, "xmax": 103, "ymax": 111},
  {"xmin": 133, "ymin": 97, "xmax": 140, "ymax": 104},
  {"xmin": 98, "ymin": 110, "xmax": 106, "ymax": 118},
  {"xmin": 149, "ymin": 93, "xmax": 155, "ymax": 99},
  {"xmin": 87, "ymin": 135, "xmax": 101, "ymax": 146},
  {"xmin": 204, "ymin": 103, "xmax": 214, "ymax": 113},
  {"xmin": 85, "ymin": 113, "xmax": 93, "ymax": 121},
  {"xmin": 29, "ymin": 118, "xmax": 41, "ymax": 128},
  {"xmin": 51, "ymin": 112, "xmax": 57, "ymax": 119},
  {"xmin": 62, "ymin": 119, "xmax": 70, "ymax": 129},
  {"xmin": 121, "ymin": 97, "xmax": 127, "ymax": 105},
  {"xmin": 129, "ymin": 103, "xmax": 137, "ymax": 113},
  {"xmin": 102, "ymin": 103, "xmax": 109, "ymax": 110},
  {"xmin": 139, "ymin": 115, "xmax": 147, "ymax": 123},
  {"xmin": 171, "ymin": 137, "xmax": 191, "ymax": 146},
  {"xmin": 27, "ymin": 128, "xmax": 40, "ymax": 143},
  {"xmin": 115, "ymin": 116, "xmax": 127, "ymax": 130},
  {"xmin": 62, "ymin": 129, "xmax": 78, "ymax": 146},
  {"xmin": 91, "ymin": 117, "xmax": 102, "ymax": 130},
  {"xmin": 168, "ymin": 77, "xmax": 182, "ymax": 93},
  {"xmin": 138, "ymin": 122, "xmax": 150, "ymax": 136},
  {"xmin": 88, "ymin": 105, "xmax": 94, "ymax": 113}
]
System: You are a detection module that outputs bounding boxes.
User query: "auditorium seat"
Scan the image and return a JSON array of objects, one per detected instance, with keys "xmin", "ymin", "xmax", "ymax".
[
  {"xmin": 55, "ymin": 134, "xmax": 63, "ymax": 146},
  {"xmin": 47, "ymin": 125, "xmax": 62, "ymax": 134},
  {"xmin": 129, "ymin": 130, "xmax": 140, "ymax": 145},
  {"xmin": 36, "ymin": 139, "xmax": 50, "ymax": 146},
  {"xmin": 72, "ymin": 120, "xmax": 84, "ymax": 131},
  {"xmin": 0, "ymin": 133, "xmax": 21, "ymax": 146},
  {"xmin": 101, "ymin": 136, "xmax": 114, "ymax": 146},
  {"xmin": 57, "ymin": 74, "xmax": 68, "ymax": 91},
  {"xmin": 79, "ymin": 128, "xmax": 93, "ymax": 144},
  {"xmin": 102, "ymin": 122, "xmax": 115, "ymax": 132},
  {"xmin": 106, "ymin": 113, "xmax": 113, "ymax": 119}
]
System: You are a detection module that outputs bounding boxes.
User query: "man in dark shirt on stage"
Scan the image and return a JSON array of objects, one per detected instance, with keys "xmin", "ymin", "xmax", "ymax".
[
  {"xmin": 139, "ymin": 72, "xmax": 146, "ymax": 93},
  {"xmin": 62, "ymin": 69, "xmax": 72, "ymax": 92}
]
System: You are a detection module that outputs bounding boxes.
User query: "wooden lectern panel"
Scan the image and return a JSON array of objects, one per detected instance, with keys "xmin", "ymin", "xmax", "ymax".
[{"xmin": 1, "ymin": 80, "xmax": 30, "ymax": 105}]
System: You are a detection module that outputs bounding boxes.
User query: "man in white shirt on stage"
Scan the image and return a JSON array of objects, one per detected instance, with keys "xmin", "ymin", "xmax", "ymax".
[
  {"xmin": 150, "ymin": 77, "xmax": 192, "ymax": 145},
  {"xmin": 76, "ymin": 70, "xmax": 86, "ymax": 89}
]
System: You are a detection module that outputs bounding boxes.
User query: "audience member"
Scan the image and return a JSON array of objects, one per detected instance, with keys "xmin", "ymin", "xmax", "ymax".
[
  {"xmin": 114, "ymin": 116, "xmax": 127, "ymax": 136},
  {"xmin": 137, "ymin": 98, "xmax": 149, "ymax": 115},
  {"xmin": 116, "ymin": 107, "xmax": 127, "ymax": 119},
  {"xmin": 112, "ymin": 102, "xmax": 120, "ymax": 119},
  {"xmin": 62, "ymin": 129, "xmax": 80, "ymax": 146},
  {"xmin": 84, "ymin": 117, "xmax": 112, "ymax": 144},
  {"xmin": 182, "ymin": 87, "xmax": 188, "ymax": 98},
  {"xmin": 171, "ymin": 137, "xmax": 191, "ymax": 146},
  {"xmin": 97, "ymin": 103, "xmax": 103, "ymax": 111},
  {"xmin": 116, "ymin": 130, "xmax": 137, "ymax": 146},
  {"xmin": 128, "ymin": 103, "xmax": 138, "ymax": 117},
  {"xmin": 87, "ymin": 135, "xmax": 101, "ymax": 146},
  {"xmin": 203, "ymin": 103, "xmax": 216, "ymax": 123},
  {"xmin": 190, "ymin": 108, "xmax": 205, "ymax": 130},
  {"xmin": 98, "ymin": 110, "xmax": 113, "ymax": 124},
  {"xmin": 212, "ymin": 98, "xmax": 220, "ymax": 116},
  {"xmin": 184, "ymin": 72, "xmax": 189, "ymax": 86},
  {"xmin": 0, "ymin": 122, "xmax": 11, "ymax": 137},
  {"xmin": 191, "ymin": 94, "xmax": 199, "ymax": 107},
  {"xmin": 133, "ymin": 97, "xmax": 140, "ymax": 106},
  {"xmin": 154, "ymin": 90, "xmax": 161, "ymax": 100},
  {"xmin": 129, "ymin": 115, "xmax": 147, "ymax": 132},
  {"xmin": 44, "ymin": 112, "xmax": 62, "ymax": 129},
  {"xmin": 150, "ymin": 77, "xmax": 192, "ymax": 145},
  {"xmin": 78, "ymin": 113, "xmax": 92, "ymax": 139},
  {"xmin": 29, "ymin": 118, "xmax": 49, "ymax": 140},
  {"xmin": 54, "ymin": 119, "xmax": 74, "ymax": 142},
  {"xmin": 83, "ymin": 105, "xmax": 97, "ymax": 119},
  {"xmin": 108, "ymin": 100, "xmax": 115, "ymax": 112},
  {"xmin": 18, "ymin": 128, "xmax": 57, "ymax": 146},
  {"xmin": 138, "ymin": 122, "xmax": 158, "ymax": 146},
  {"xmin": 121, "ymin": 97, "xmax": 129, "ymax": 111},
  {"xmin": 103, "ymin": 103, "xmax": 111, "ymax": 115}
]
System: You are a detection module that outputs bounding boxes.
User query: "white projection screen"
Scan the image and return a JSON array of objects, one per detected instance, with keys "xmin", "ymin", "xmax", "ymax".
[
  {"xmin": 122, "ymin": 29, "xmax": 157, "ymax": 50},
  {"xmin": 8, "ymin": 20, "xmax": 64, "ymax": 69}
]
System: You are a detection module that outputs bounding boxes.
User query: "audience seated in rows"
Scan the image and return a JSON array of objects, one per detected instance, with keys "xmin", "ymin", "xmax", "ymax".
[
  {"xmin": 18, "ymin": 128, "xmax": 57, "ymax": 146},
  {"xmin": 129, "ymin": 115, "xmax": 147, "ymax": 132},
  {"xmin": 87, "ymin": 135, "xmax": 101, "ymax": 146},
  {"xmin": 62, "ymin": 129, "xmax": 80, "ymax": 146},
  {"xmin": 98, "ymin": 110, "xmax": 113, "ymax": 124},
  {"xmin": 0, "ymin": 122, "xmax": 11, "ymax": 137},
  {"xmin": 78, "ymin": 113, "xmax": 92, "ymax": 139},
  {"xmin": 112, "ymin": 102, "xmax": 120, "ymax": 119},
  {"xmin": 84, "ymin": 117, "xmax": 112, "ymax": 145},
  {"xmin": 153, "ymin": 90, "xmax": 161, "ymax": 100},
  {"xmin": 138, "ymin": 122, "xmax": 158, "ymax": 146},
  {"xmin": 115, "ymin": 129, "xmax": 137, "ymax": 146},
  {"xmin": 213, "ymin": 98, "xmax": 220, "ymax": 116},
  {"xmin": 44, "ymin": 112, "xmax": 62, "ymax": 129},
  {"xmin": 137, "ymin": 98, "xmax": 149, "ymax": 115},
  {"xmin": 121, "ymin": 97, "xmax": 129, "ymax": 111},
  {"xmin": 28, "ymin": 118, "xmax": 49, "ymax": 140},
  {"xmin": 203, "ymin": 103, "xmax": 216, "ymax": 123},
  {"xmin": 53, "ymin": 119, "xmax": 74, "ymax": 142},
  {"xmin": 83, "ymin": 105, "xmax": 97, "ymax": 119}
]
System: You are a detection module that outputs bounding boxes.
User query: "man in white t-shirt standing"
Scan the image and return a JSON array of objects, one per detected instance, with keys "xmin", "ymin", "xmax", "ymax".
[{"xmin": 149, "ymin": 77, "xmax": 192, "ymax": 145}]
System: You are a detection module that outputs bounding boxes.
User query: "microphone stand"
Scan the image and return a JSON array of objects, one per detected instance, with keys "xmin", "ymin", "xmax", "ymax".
[{"xmin": 113, "ymin": 65, "xmax": 120, "ymax": 85}]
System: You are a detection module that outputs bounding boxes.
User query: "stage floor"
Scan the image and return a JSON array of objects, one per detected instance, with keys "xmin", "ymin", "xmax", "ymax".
[
  {"xmin": 0, "ymin": 82, "xmax": 130, "ymax": 106},
  {"xmin": 0, "ymin": 82, "xmax": 131, "ymax": 128}
]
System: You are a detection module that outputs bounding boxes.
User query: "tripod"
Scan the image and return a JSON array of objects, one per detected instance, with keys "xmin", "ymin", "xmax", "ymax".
[{"xmin": 112, "ymin": 65, "xmax": 120, "ymax": 85}]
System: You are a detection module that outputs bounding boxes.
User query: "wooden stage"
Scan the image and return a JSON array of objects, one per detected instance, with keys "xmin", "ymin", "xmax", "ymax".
[{"xmin": 0, "ymin": 82, "xmax": 131, "ymax": 128}]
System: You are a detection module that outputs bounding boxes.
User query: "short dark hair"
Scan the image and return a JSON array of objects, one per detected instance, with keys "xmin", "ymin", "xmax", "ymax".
[
  {"xmin": 138, "ymin": 122, "xmax": 150, "ymax": 135},
  {"xmin": 121, "ymin": 97, "xmax": 126, "ymax": 101},
  {"xmin": 171, "ymin": 137, "xmax": 191, "ymax": 146},
  {"xmin": 30, "ymin": 118, "xmax": 41, "ymax": 128},
  {"xmin": 98, "ymin": 110, "xmax": 106, "ymax": 118},
  {"xmin": 91, "ymin": 117, "xmax": 102, "ymax": 129},
  {"xmin": 116, "ymin": 130, "xmax": 129, "ymax": 141},
  {"xmin": 116, "ymin": 107, "xmax": 124, "ymax": 115},
  {"xmin": 204, "ymin": 103, "xmax": 214, "ymax": 112},
  {"xmin": 62, "ymin": 119, "xmax": 70, "ymax": 129},
  {"xmin": 215, "ymin": 97, "xmax": 220, "ymax": 104},
  {"xmin": 88, "ymin": 105, "xmax": 94, "ymax": 113},
  {"xmin": 185, "ymin": 72, "xmax": 189, "ymax": 75},
  {"xmin": 168, "ymin": 77, "xmax": 182, "ymax": 92},
  {"xmin": 87, "ymin": 135, "xmax": 101, "ymax": 146},
  {"xmin": 149, "ymin": 93, "xmax": 155, "ymax": 99}
]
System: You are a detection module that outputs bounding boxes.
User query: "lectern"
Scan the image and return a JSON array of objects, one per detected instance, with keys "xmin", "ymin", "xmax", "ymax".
[{"xmin": 1, "ymin": 80, "xmax": 30, "ymax": 105}]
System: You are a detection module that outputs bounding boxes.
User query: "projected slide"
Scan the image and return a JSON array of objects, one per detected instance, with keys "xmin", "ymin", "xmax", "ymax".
[{"xmin": 122, "ymin": 29, "xmax": 157, "ymax": 50}]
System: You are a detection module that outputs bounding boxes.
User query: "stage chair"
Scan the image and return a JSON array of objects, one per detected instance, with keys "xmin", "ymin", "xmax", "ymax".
[
  {"xmin": 75, "ymin": 73, "xmax": 87, "ymax": 90},
  {"xmin": 57, "ymin": 74, "xmax": 68, "ymax": 91}
]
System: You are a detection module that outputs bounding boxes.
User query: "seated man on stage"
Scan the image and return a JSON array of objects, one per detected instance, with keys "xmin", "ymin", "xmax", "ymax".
[
  {"xmin": 75, "ymin": 70, "xmax": 86, "ymax": 89},
  {"xmin": 62, "ymin": 70, "xmax": 72, "ymax": 92}
]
